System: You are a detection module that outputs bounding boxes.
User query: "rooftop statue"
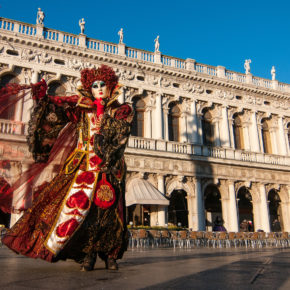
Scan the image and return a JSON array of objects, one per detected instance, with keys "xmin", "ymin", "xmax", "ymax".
[
  {"xmin": 36, "ymin": 8, "xmax": 45, "ymax": 25},
  {"xmin": 271, "ymin": 66, "xmax": 276, "ymax": 81},
  {"xmin": 154, "ymin": 35, "xmax": 160, "ymax": 53},
  {"xmin": 118, "ymin": 28, "xmax": 124, "ymax": 44},
  {"xmin": 244, "ymin": 59, "xmax": 251, "ymax": 75},
  {"xmin": 79, "ymin": 18, "xmax": 85, "ymax": 34}
]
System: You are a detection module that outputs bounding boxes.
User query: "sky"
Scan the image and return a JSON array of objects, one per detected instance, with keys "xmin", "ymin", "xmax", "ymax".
[{"xmin": 1, "ymin": 0, "xmax": 290, "ymax": 83}]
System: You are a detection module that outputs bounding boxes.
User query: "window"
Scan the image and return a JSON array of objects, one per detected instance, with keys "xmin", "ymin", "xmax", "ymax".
[
  {"xmin": 131, "ymin": 98, "xmax": 145, "ymax": 137},
  {"xmin": 202, "ymin": 109, "xmax": 214, "ymax": 146},
  {"xmin": 233, "ymin": 115, "xmax": 244, "ymax": 149},
  {"xmin": 168, "ymin": 103, "xmax": 180, "ymax": 142},
  {"xmin": 261, "ymin": 120, "xmax": 272, "ymax": 154},
  {"xmin": 0, "ymin": 74, "xmax": 18, "ymax": 120},
  {"xmin": 47, "ymin": 82, "xmax": 66, "ymax": 95}
]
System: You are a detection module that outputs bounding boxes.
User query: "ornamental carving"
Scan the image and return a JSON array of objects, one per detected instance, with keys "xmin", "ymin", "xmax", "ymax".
[
  {"xmin": 68, "ymin": 59, "xmax": 83, "ymax": 71},
  {"xmin": 245, "ymin": 95, "xmax": 263, "ymax": 105},
  {"xmin": 21, "ymin": 49, "xmax": 35, "ymax": 61},
  {"xmin": 215, "ymin": 89, "xmax": 234, "ymax": 100},
  {"xmin": 234, "ymin": 181, "xmax": 251, "ymax": 193},
  {"xmin": 265, "ymin": 183, "xmax": 280, "ymax": 194},
  {"xmin": 0, "ymin": 63, "xmax": 8, "ymax": 72},
  {"xmin": 117, "ymin": 68, "xmax": 135, "ymax": 81},
  {"xmin": 181, "ymin": 82, "xmax": 193, "ymax": 93},
  {"xmin": 22, "ymin": 68, "xmax": 32, "ymax": 84}
]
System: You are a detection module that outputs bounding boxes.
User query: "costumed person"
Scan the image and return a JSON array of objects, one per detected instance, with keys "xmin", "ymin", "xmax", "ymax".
[
  {"xmin": 0, "ymin": 65, "xmax": 134, "ymax": 271},
  {"xmin": 212, "ymin": 216, "xmax": 227, "ymax": 232}
]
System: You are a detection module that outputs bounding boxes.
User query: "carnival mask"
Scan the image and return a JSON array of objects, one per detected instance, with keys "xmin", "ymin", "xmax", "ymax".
[{"xmin": 91, "ymin": 81, "xmax": 109, "ymax": 100}]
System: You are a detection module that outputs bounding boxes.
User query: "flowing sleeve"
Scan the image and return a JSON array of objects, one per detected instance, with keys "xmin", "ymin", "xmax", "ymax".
[{"xmin": 27, "ymin": 94, "xmax": 80, "ymax": 163}]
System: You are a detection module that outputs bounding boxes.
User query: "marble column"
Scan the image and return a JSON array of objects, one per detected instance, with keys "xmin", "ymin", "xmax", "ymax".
[
  {"xmin": 118, "ymin": 86, "xmax": 125, "ymax": 104},
  {"xmin": 22, "ymin": 69, "xmax": 38, "ymax": 123},
  {"xmin": 180, "ymin": 112, "xmax": 188, "ymax": 143},
  {"xmin": 153, "ymin": 94, "xmax": 163, "ymax": 139},
  {"xmin": 195, "ymin": 178, "xmax": 206, "ymax": 230},
  {"xmin": 259, "ymin": 184, "xmax": 271, "ymax": 232},
  {"xmin": 242, "ymin": 124, "xmax": 251, "ymax": 151},
  {"xmin": 145, "ymin": 107, "xmax": 152, "ymax": 138},
  {"xmin": 221, "ymin": 197, "xmax": 229, "ymax": 231},
  {"xmin": 213, "ymin": 119, "xmax": 221, "ymax": 147},
  {"xmin": 197, "ymin": 113, "xmax": 203, "ymax": 145},
  {"xmin": 278, "ymin": 116, "xmax": 287, "ymax": 155},
  {"xmin": 220, "ymin": 106, "xmax": 231, "ymax": 147},
  {"xmin": 281, "ymin": 201, "xmax": 290, "ymax": 232},
  {"xmin": 269, "ymin": 128, "xmax": 279, "ymax": 155},
  {"xmin": 284, "ymin": 128, "xmax": 290, "ymax": 155},
  {"xmin": 163, "ymin": 108, "xmax": 169, "ymax": 141},
  {"xmin": 228, "ymin": 118, "xmax": 235, "ymax": 149},
  {"xmin": 250, "ymin": 112, "xmax": 261, "ymax": 152},
  {"xmin": 190, "ymin": 101, "xmax": 199, "ymax": 144},
  {"xmin": 157, "ymin": 175, "xmax": 166, "ymax": 226},
  {"xmin": 228, "ymin": 181, "xmax": 239, "ymax": 232}
]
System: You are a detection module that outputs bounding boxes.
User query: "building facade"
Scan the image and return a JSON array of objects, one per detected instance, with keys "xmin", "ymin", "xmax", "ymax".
[{"xmin": 0, "ymin": 15, "xmax": 289, "ymax": 232}]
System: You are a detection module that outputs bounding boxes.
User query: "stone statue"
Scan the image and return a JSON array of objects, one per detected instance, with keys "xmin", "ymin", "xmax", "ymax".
[
  {"xmin": 118, "ymin": 28, "xmax": 124, "ymax": 44},
  {"xmin": 271, "ymin": 66, "xmax": 276, "ymax": 81},
  {"xmin": 79, "ymin": 18, "xmax": 85, "ymax": 34},
  {"xmin": 36, "ymin": 8, "xmax": 45, "ymax": 25},
  {"xmin": 154, "ymin": 35, "xmax": 160, "ymax": 52},
  {"xmin": 244, "ymin": 59, "xmax": 251, "ymax": 74}
]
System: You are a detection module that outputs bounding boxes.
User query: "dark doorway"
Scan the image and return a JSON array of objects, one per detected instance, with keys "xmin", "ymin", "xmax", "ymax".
[
  {"xmin": 268, "ymin": 189, "xmax": 282, "ymax": 232},
  {"xmin": 204, "ymin": 185, "xmax": 222, "ymax": 231},
  {"xmin": 168, "ymin": 190, "xmax": 188, "ymax": 228},
  {"xmin": 237, "ymin": 187, "xmax": 254, "ymax": 231}
]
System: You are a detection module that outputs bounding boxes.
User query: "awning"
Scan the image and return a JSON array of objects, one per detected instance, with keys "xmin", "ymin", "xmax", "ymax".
[{"xmin": 126, "ymin": 179, "xmax": 169, "ymax": 206}]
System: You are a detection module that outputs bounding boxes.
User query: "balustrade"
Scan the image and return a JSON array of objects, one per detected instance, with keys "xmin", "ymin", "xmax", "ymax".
[
  {"xmin": 0, "ymin": 119, "xmax": 25, "ymax": 135},
  {"xmin": 0, "ymin": 16, "xmax": 289, "ymax": 93}
]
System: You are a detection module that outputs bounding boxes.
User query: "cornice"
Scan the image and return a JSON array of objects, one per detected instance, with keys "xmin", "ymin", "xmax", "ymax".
[{"xmin": 1, "ymin": 31, "xmax": 290, "ymax": 101}]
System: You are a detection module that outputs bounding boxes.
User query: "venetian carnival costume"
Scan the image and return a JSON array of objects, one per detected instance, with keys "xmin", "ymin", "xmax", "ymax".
[{"xmin": 0, "ymin": 65, "xmax": 134, "ymax": 271}]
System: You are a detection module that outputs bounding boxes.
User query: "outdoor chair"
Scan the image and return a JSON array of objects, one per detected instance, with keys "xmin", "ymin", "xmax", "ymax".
[
  {"xmin": 169, "ymin": 230, "xmax": 179, "ymax": 248},
  {"xmin": 227, "ymin": 232, "xmax": 237, "ymax": 248},
  {"xmin": 188, "ymin": 231, "xmax": 198, "ymax": 248},
  {"xmin": 178, "ymin": 230, "xmax": 189, "ymax": 248},
  {"xmin": 217, "ymin": 231, "xmax": 228, "ymax": 248},
  {"xmin": 160, "ymin": 230, "xmax": 171, "ymax": 247},
  {"xmin": 137, "ymin": 229, "xmax": 149, "ymax": 248},
  {"xmin": 148, "ymin": 230, "xmax": 161, "ymax": 247}
]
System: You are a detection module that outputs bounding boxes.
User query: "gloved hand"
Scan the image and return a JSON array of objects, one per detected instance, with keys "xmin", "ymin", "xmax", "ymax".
[{"xmin": 31, "ymin": 79, "xmax": 48, "ymax": 100}]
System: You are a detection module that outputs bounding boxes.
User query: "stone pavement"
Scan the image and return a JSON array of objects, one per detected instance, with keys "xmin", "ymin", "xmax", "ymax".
[{"xmin": 0, "ymin": 246, "xmax": 289, "ymax": 289}]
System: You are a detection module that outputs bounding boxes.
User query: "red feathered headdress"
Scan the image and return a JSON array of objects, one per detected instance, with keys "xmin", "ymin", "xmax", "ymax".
[{"xmin": 80, "ymin": 65, "xmax": 118, "ymax": 96}]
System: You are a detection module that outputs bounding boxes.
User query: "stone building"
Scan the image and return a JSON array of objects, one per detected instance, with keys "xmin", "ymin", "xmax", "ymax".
[{"xmin": 0, "ymin": 15, "xmax": 289, "ymax": 232}]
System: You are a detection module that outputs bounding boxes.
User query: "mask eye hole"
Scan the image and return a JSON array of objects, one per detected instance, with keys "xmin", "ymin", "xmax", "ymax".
[
  {"xmin": 100, "ymin": 81, "xmax": 105, "ymax": 88},
  {"xmin": 92, "ymin": 83, "xmax": 98, "ymax": 88}
]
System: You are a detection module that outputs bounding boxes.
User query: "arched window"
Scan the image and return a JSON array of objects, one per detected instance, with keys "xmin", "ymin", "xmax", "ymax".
[
  {"xmin": 168, "ymin": 103, "xmax": 180, "ymax": 142},
  {"xmin": 233, "ymin": 114, "xmax": 244, "ymax": 149},
  {"xmin": 202, "ymin": 109, "xmax": 214, "ymax": 146},
  {"xmin": 47, "ymin": 82, "xmax": 66, "ymax": 96},
  {"xmin": 131, "ymin": 98, "xmax": 145, "ymax": 137},
  {"xmin": 261, "ymin": 119, "xmax": 272, "ymax": 154},
  {"xmin": 0, "ymin": 74, "xmax": 19, "ymax": 120}
]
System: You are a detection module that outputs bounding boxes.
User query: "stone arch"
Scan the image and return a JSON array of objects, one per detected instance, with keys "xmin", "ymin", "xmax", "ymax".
[{"xmin": 166, "ymin": 176, "xmax": 194, "ymax": 198}]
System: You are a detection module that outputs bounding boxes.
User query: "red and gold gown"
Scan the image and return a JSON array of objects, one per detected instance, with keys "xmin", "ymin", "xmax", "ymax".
[{"xmin": 2, "ymin": 88, "xmax": 133, "ymax": 263}]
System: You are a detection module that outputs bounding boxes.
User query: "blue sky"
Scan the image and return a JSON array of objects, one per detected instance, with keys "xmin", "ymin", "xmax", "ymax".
[{"xmin": 1, "ymin": 0, "xmax": 290, "ymax": 83}]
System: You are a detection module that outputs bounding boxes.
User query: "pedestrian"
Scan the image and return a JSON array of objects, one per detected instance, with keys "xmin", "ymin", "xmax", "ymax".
[{"xmin": 213, "ymin": 216, "xmax": 227, "ymax": 232}]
